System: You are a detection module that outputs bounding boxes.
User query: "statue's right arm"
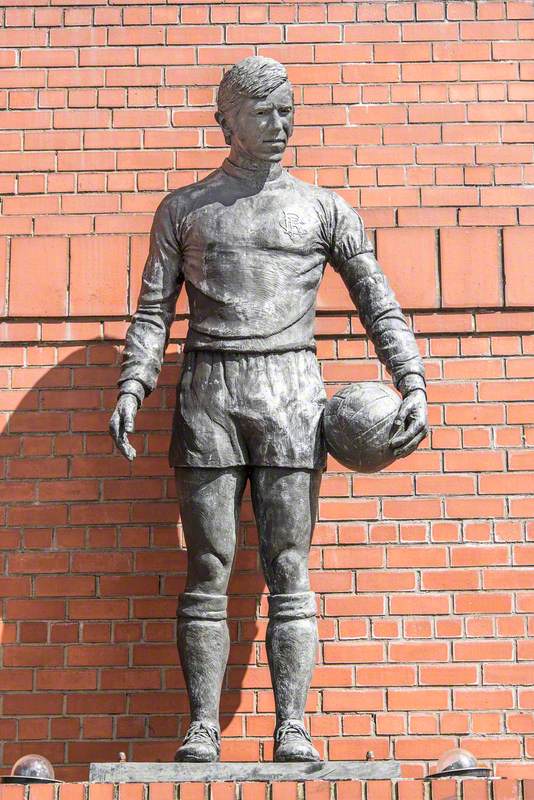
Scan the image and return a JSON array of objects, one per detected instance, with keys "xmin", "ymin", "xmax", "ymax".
[{"xmin": 109, "ymin": 196, "xmax": 184, "ymax": 460}]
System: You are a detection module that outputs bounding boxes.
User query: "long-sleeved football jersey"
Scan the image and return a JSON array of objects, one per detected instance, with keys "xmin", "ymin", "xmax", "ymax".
[{"xmin": 119, "ymin": 158, "xmax": 425, "ymax": 400}]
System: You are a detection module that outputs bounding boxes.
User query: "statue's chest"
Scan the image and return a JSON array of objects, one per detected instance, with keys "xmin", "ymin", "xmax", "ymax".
[{"xmin": 181, "ymin": 192, "xmax": 320, "ymax": 257}]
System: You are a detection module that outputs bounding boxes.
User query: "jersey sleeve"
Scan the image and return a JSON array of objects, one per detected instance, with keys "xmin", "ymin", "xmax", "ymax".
[
  {"xmin": 118, "ymin": 195, "xmax": 184, "ymax": 399},
  {"xmin": 339, "ymin": 260, "xmax": 426, "ymax": 393},
  {"xmin": 320, "ymin": 193, "xmax": 425, "ymax": 394},
  {"xmin": 323, "ymin": 191, "xmax": 374, "ymax": 272}
]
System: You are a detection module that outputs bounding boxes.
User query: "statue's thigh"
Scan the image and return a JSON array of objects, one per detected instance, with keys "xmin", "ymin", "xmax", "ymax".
[
  {"xmin": 250, "ymin": 467, "xmax": 322, "ymax": 593},
  {"xmin": 175, "ymin": 467, "xmax": 248, "ymax": 589}
]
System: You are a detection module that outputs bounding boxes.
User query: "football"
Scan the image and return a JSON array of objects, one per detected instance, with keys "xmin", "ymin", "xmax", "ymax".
[{"xmin": 324, "ymin": 382, "xmax": 402, "ymax": 473}]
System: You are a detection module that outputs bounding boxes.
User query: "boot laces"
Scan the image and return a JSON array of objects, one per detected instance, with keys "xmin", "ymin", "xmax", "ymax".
[
  {"xmin": 182, "ymin": 721, "xmax": 220, "ymax": 747},
  {"xmin": 275, "ymin": 719, "xmax": 312, "ymax": 744}
]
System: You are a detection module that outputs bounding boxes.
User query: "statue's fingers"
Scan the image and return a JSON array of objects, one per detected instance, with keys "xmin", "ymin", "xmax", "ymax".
[
  {"xmin": 117, "ymin": 431, "xmax": 136, "ymax": 461},
  {"xmin": 123, "ymin": 412, "xmax": 135, "ymax": 434},
  {"xmin": 390, "ymin": 413, "xmax": 421, "ymax": 449},
  {"xmin": 109, "ymin": 410, "xmax": 121, "ymax": 442},
  {"xmin": 393, "ymin": 426, "xmax": 427, "ymax": 459},
  {"xmin": 389, "ymin": 404, "xmax": 409, "ymax": 438},
  {"xmin": 389, "ymin": 412, "xmax": 415, "ymax": 447}
]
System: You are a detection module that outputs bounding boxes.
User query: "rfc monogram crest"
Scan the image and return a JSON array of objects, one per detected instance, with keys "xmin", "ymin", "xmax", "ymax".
[{"xmin": 279, "ymin": 211, "xmax": 306, "ymax": 242}]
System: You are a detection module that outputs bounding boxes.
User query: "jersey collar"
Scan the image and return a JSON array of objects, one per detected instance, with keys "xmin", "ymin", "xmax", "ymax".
[{"xmin": 221, "ymin": 157, "xmax": 285, "ymax": 184}]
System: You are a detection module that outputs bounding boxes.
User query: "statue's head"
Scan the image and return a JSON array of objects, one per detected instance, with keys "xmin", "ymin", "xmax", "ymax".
[{"xmin": 215, "ymin": 56, "xmax": 294, "ymax": 162}]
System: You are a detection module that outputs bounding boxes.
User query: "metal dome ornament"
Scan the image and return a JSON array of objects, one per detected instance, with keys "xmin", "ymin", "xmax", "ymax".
[
  {"xmin": 426, "ymin": 747, "xmax": 492, "ymax": 780},
  {"xmin": 1, "ymin": 754, "xmax": 61, "ymax": 784}
]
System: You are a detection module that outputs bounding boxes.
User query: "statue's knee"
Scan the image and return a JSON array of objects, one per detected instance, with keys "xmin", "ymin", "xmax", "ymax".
[
  {"xmin": 190, "ymin": 551, "xmax": 231, "ymax": 593},
  {"xmin": 271, "ymin": 548, "xmax": 308, "ymax": 593}
]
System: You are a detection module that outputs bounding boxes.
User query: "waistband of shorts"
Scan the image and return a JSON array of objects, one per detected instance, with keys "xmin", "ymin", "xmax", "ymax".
[{"xmin": 183, "ymin": 343, "xmax": 317, "ymax": 355}]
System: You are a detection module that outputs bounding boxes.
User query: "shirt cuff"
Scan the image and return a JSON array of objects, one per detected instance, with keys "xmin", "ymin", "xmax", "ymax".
[
  {"xmin": 397, "ymin": 373, "xmax": 427, "ymax": 398},
  {"xmin": 118, "ymin": 379, "xmax": 145, "ymax": 408}
]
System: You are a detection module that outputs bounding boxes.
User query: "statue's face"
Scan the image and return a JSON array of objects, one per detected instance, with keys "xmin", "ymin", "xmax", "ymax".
[{"xmin": 224, "ymin": 81, "xmax": 294, "ymax": 162}]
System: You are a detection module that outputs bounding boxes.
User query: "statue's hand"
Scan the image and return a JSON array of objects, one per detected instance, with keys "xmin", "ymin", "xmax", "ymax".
[
  {"xmin": 109, "ymin": 394, "xmax": 139, "ymax": 461},
  {"xmin": 389, "ymin": 389, "xmax": 428, "ymax": 459}
]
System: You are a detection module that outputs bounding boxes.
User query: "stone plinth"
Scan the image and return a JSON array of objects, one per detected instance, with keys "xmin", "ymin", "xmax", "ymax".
[{"xmin": 89, "ymin": 761, "xmax": 400, "ymax": 784}]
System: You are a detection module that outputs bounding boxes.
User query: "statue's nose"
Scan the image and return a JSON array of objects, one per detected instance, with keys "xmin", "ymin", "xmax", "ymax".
[{"xmin": 269, "ymin": 111, "xmax": 286, "ymax": 133}]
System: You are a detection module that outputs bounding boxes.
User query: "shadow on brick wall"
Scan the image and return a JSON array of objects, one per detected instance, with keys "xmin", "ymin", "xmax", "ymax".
[{"xmin": 1, "ymin": 342, "xmax": 264, "ymax": 779}]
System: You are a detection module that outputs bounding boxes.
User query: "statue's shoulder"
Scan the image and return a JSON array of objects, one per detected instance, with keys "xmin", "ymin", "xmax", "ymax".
[
  {"xmin": 156, "ymin": 167, "xmax": 224, "ymax": 219},
  {"xmin": 161, "ymin": 168, "xmax": 222, "ymax": 206},
  {"xmin": 284, "ymin": 171, "xmax": 342, "ymax": 209},
  {"xmin": 285, "ymin": 170, "xmax": 326, "ymax": 195},
  {"xmin": 297, "ymin": 180, "xmax": 363, "ymax": 221}
]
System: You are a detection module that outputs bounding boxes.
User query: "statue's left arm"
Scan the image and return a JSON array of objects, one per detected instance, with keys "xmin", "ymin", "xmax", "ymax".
[
  {"xmin": 324, "ymin": 192, "xmax": 428, "ymax": 458},
  {"xmin": 337, "ymin": 250, "xmax": 428, "ymax": 458}
]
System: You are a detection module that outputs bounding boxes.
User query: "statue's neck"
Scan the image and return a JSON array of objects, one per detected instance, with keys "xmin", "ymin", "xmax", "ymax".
[{"xmin": 226, "ymin": 149, "xmax": 283, "ymax": 181}]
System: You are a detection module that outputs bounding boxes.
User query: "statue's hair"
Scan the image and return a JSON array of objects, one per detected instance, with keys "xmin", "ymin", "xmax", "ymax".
[{"xmin": 217, "ymin": 56, "xmax": 290, "ymax": 117}]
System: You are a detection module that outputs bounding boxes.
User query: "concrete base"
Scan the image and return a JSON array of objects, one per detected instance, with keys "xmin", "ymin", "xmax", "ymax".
[{"xmin": 89, "ymin": 761, "xmax": 401, "ymax": 783}]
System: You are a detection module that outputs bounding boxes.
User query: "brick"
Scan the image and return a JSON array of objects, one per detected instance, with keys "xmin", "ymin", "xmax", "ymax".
[
  {"xmin": 404, "ymin": 22, "xmax": 459, "ymax": 40},
  {"xmin": 390, "ymin": 642, "xmax": 449, "ymax": 663},
  {"xmin": 403, "ymin": 62, "xmax": 458, "ymax": 82},
  {"xmin": 435, "ymin": 41, "xmax": 491, "ymax": 60},
  {"xmin": 382, "ymin": 498, "xmax": 442, "ymax": 519},
  {"xmin": 178, "ymin": 787, "xmax": 204, "ymax": 800},
  {"xmin": 59, "ymin": 783, "xmax": 85, "ymax": 800},
  {"xmin": 35, "ymin": 576, "xmax": 95, "ymax": 597},
  {"xmin": 440, "ymin": 228, "xmax": 502, "ymax": 308},
  {"xmin": 148, "ymin": 787, "xmax": 173, "ymax": 800},
  {"xmin": 0, "ymin": 237, "xmax": 7, "ymax": 316},
  {"xmin": 470, "ymin": 103, "xmax": 525, "ymax": 123},
  {"xmin": 9, "ymin": 237, "xmax": 68, "ymax": 316},
  {"xmin": 375, "ymin": 42, "xmax": 432, "ymax": 61},
  {"xmin": 70, "ymin": 235, "xmax": 128, "ymax": 315},
  {"xmin": 343, "ymin": 64, "xmax": 399, "ymax": 84},
  {"xmin": 8, "ymin": 552, "xmax": 69, "ymax": 574},
  {"xmin": 323, "ymin": 689, "xmax": 384, "ymax": 712},
  {"xmin": 4, "ymin": 645, "xmax": 64, "ymax": 667},
  {"xmin": 376, "ymin": 228, "xmax": 438, "ymax": 308},
  {"xmin": 503, "ymin": 227, "xmax": 534, "ymax": 306},
  {"xmin": 345, "ymin": 23, "xmax": 400, "ymax": 41}
]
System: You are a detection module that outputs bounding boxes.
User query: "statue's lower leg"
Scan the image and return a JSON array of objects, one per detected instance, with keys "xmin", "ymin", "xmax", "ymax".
[
  {"xmin": 267, "ymin": 591, "xmax": 321, "ymax": 762},
  {"xmin": 174, "ymin": 592, "xmax": 228, "ymax": 762}
]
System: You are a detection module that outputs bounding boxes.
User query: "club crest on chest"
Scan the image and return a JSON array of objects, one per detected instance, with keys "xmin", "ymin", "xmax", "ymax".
[{"xmin": 279, "ymin": 210, "xmax": 306, "ymax": 242}]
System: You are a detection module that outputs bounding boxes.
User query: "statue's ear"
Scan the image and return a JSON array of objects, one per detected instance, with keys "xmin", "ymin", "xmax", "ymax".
[{"xmin": 215, "ymin": 110, "xmax": 232, "ymax": 145}]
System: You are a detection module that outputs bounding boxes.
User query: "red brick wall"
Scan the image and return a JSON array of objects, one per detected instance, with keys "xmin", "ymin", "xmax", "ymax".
[
  {"xmin": 1, "ymin": 0, "xmax": 534, "ymax": 783},
  {"xmin": 2, "ymin": 778, "xmax": 532, "ymax": 800},
  {"xmin": 3, "ymin": 778, "xmax": 534, "ymax": 800}
]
